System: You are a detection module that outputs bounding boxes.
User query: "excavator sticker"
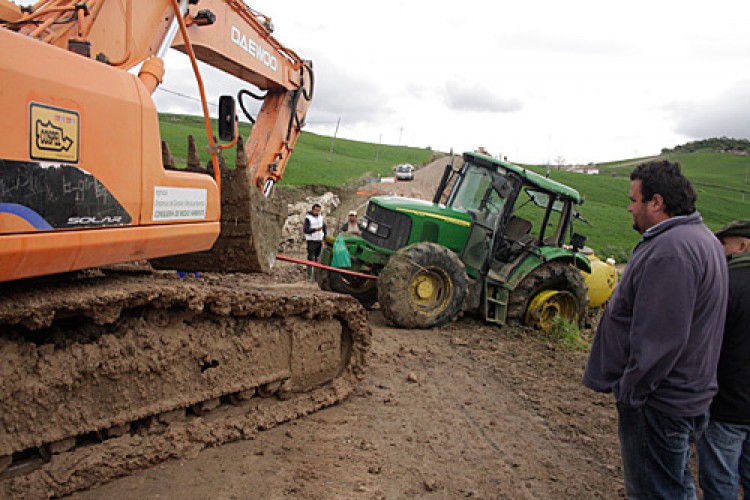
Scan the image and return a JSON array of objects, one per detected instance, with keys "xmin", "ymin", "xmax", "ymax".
[
  {"xmin": 152, "ymin": 186, "xmax": 208, "ymax": 221},
  {"xmin": 29, "ymin": 102, "xmax": 79, "ymax": 163},
  {"xmin": 0, "ymin": 159, "xmax": 132, "ymax": 229}
]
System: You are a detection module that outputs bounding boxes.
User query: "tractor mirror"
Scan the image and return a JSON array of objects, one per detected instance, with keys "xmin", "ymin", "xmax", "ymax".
[
  {"xmin": 492, "ymin": 176, "xmax": 512, "ymax": 198},
  {"xmin": 570, "ymin": 233, "xmax": 587, "ymax": 252},
  {"xmin": 218, "ymin": 95, "xmax": 236, "ymax": 142}
]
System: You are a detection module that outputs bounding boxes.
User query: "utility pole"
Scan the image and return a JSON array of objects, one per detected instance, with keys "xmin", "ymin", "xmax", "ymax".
[
  {"xmin": 327, "ymin": 117, "xmax": 340, "ymax": 161},
  {"xmin": 375, "ymin": 133, "xmax": 382, "ymax": 161},
  {"xmin": 398, "ymin": 127, "xmax": 403, "ymax": 146}
]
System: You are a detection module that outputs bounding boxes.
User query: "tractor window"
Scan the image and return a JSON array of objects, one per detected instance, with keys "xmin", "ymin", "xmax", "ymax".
[
  {"xmin": 448, "ymin": 164, "xmax": 509, "ymax": 230},
  {"xmin": 448, "ymin": 165, "xmax": 492, "ymax": 212},
  {"xmin": 514, "ymin": 189, "xmax": 567, "ymax": 245},
  {"xmin": 526, "ymin": 189, "xmax": 589, "ymax": 224}
]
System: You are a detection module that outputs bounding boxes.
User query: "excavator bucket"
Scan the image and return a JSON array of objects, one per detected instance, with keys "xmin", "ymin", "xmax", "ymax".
[{"xmin": 151, "ymin": 135, "xmax": 286, "ymax": 273}]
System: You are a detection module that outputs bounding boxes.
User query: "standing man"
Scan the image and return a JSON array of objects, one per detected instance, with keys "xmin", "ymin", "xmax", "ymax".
[
  {"xmin": 340, "ymin": 210, "xmax": 361, "ymax": 235},
  {"xmin": 583, "ymin": 161, "xmax": 728, "ymax": 498},
  {"xmin": 303, "ymin": 203, "xmax": 327, "ymax": 280},
  {"xmin": 698, "ymin": 219, "xmax": 750, "ymax": 500}
]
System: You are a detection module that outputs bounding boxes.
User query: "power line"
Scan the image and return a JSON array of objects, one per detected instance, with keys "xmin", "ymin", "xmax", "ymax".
[{"xmin": 155, "ymin": 87, "xmax": 217, "ymax": 108}]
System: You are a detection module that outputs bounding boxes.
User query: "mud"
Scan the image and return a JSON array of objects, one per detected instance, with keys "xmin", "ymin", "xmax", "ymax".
[
  {"xmin": 70, "ymin": 304, "xmax": 626, "ymax": 499},
  {"xmin": 0, "ymin": 272, "xmax": 370, "ymax": 499}
]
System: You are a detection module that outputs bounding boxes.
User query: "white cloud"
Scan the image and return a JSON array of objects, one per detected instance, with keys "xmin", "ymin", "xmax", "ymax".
[
  {"xmin": 108, "ymin": 0, "xmax": 750, "ymax": 163},
  {"xmin": 666, "ymin": 81, "xmax": 750, "ymax": 140},
  {"xmin": 444, "ymin": 81, "xmax": 523, "ymax": 113}
]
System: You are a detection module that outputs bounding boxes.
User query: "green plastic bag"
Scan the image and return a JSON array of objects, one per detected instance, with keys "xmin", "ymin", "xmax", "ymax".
[{"xmin": 330, "ymin": 235, "xmax": 352, "ymax": 268}]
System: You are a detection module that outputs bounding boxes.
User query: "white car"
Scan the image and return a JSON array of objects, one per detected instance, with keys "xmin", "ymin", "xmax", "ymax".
[{"xmin": 394, "ymin": 163, "xmax": 414, "ymax": 181}]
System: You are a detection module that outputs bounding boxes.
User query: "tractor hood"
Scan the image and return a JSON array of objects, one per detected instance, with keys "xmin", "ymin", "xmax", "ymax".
[
  {"xmin": 362, "ymin": 196, "xmax": 472, "ymax": 254},
  {"xmin": 373, "ymin": 196, "xmax": 472, "ymax": 227}
]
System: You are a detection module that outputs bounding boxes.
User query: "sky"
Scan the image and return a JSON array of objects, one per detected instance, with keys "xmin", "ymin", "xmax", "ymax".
[{"xmin": 151, "ymin": 2, "xmax": 749, "ymax": 164}]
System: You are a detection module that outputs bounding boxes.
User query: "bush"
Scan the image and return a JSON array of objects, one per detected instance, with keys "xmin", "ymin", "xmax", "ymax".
[{"xmin": 547, "ymin": 316, "xmax": 590, "ymax": 351}]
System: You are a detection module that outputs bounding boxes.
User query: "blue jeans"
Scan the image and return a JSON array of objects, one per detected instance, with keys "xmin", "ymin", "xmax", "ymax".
[
  {"xmin": 697, "ymin": 420, "xmax": 750, "ymax": 500},
  {"xmin": 617, "ymin": 402, "xmax": 708, "ymax": 500}
]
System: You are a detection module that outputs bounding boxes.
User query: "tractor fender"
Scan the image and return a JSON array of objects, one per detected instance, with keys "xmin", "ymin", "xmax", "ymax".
[{"xmin": 504, "ymin": 249, "xmax": 591, "ymax": 291}]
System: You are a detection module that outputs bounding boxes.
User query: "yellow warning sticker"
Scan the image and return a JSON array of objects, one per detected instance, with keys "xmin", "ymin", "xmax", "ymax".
[{"xmin": 29, "ymin": 102, "xmax": 79, "ymax": 163}]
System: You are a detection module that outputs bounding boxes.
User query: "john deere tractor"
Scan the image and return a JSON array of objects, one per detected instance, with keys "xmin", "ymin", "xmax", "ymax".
[{"xmin": 318, "ymin": 151, "xmax": 597, "ymax": 330}]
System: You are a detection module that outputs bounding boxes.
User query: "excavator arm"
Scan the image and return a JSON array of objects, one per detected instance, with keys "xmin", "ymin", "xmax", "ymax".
[{"xmin": 171, "ymin": 0, "xmax": 313, "ymax": 195}]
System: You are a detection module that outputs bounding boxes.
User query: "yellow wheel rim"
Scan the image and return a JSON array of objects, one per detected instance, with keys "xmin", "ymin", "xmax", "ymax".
[
  {"xmin": 525, "ymin": 289, "xmax": 578, "ymax": 332},
  {"xmin": 408, "ymin": 267, "xmax": 452, "ymax": 315}
]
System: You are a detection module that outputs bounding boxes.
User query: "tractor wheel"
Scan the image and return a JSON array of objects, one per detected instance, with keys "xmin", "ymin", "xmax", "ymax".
[
  {"xmin": 378, "ymin": 242, "xmax": 468, "ymax": 328},
  {"xmin": 326, "ymin": 270, "xmax": 379, "ymax": 309},
  {"xmin": 507, "ymin": 260, "xmax": 588, "ymax": 331}
]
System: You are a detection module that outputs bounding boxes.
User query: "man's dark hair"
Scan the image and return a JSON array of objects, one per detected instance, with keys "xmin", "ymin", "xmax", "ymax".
[
  {"xmin": 312, "ymin": 203, "xmax": 321, "ymax": 209},
  {"xmin": 630, "ymin": 160, "xmax": 697, "ymax": 216}
]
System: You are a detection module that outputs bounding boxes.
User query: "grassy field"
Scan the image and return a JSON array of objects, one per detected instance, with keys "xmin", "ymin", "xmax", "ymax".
[
  {"xmin": 160, "ymin": 113, "xmax": 750, "ymax": 261},
  {"xmin": 159, "ymin": 114, "xmax": 435, "ymax": 186}
]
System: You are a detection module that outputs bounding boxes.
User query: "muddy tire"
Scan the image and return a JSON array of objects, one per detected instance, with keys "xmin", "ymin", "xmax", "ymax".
[
  {"xmin": 378, "ymin": 242, "xmax": 468, "ymax": 328},
  {"xmin": 325, "ymin": 271, "xmax": 379, "ymax": 309},
  {"xmin": 507, "ymin": 260, "xmax": 587, "ymax": 330}
]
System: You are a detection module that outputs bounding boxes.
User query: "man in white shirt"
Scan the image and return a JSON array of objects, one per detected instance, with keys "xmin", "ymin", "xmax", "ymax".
[{"xmin": 302, "ymin": 203, "xmax": 327, "ymax": 279}]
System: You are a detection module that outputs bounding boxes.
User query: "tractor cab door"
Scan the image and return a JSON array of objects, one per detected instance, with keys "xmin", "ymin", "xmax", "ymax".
[{"xmin": 456, "ymin": 173, "xmax": 516, "ymax": 276}]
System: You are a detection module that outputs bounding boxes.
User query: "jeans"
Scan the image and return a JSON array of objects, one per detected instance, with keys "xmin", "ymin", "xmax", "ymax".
[
  {"xmin": 697, "ymin": 420, "xmax": 750, "ymax": 500},
  {"xmin": 617, "ymin": 402, "xmax": 708, "ymax": 500}
]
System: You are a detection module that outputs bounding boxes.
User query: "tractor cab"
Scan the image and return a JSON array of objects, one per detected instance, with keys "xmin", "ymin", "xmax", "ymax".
[{"xmin": 436, "ymin": 153, "xmax": 589, "ymax": 278}]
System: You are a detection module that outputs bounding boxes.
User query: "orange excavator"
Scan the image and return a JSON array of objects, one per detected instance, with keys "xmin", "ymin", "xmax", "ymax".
[{"xmin": 0, "ymin": 1, "xmax": 369, "ymax": 496}]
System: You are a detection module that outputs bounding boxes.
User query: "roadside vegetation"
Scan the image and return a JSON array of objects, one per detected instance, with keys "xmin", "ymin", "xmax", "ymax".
[{"xmin": 160, "ymin": 113, "xmax": 750, "ymax": 263}]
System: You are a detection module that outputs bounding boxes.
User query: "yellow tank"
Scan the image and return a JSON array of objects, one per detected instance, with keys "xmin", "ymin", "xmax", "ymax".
[{"xmin": 581, "ymin": 250, "xmax": 619, "ymax": 308}]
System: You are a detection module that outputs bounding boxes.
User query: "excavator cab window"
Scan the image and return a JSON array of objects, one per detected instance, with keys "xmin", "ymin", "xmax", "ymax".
[{"xmin": 218, "ymin": 95, "xmax": 236, "ymax": 142}]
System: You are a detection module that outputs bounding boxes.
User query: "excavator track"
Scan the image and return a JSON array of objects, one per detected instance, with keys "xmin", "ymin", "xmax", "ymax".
[{"xmin": 0, "ymin": 271, "xmax": 370, "ymax": 498}]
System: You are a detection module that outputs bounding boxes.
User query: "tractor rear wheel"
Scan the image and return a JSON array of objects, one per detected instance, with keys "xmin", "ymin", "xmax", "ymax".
[
  {"xmin": 507, "ymin": 260, "xmax": 587, "ymax": 331},
  {"xmin": 378, "ymin": 242, "xmax": 468, "ymax": 328}
]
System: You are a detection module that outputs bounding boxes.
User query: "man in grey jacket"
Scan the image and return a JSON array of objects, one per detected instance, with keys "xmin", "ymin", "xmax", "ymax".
[{"xmin": 583, "ymin": 161, "xmax": 728, "ymax": 499}]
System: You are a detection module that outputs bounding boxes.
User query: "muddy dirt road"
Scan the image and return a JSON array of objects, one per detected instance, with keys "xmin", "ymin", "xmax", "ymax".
[{"xmin": 74, "ymin": 302, "xmax": 624, "ymax": 499}]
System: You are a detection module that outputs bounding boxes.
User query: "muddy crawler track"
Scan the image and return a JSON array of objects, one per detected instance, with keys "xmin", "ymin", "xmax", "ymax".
[{"xmin": 0, "ymin": 271, "xmax": 370, "ymax": 499}]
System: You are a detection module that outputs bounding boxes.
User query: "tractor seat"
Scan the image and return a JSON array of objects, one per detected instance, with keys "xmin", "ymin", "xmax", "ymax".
[
  {"xmin": 495, "ymin": 216, "xmax": 535, "ymax": 262},
  {"xmin": 503, "ymin": 216, "xmax": 533, "ymax": 243}
]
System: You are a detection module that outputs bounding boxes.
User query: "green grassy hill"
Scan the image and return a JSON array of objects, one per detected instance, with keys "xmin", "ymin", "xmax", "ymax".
[
  {"xmin": 159, "ymin": 114, "xmax": 435, "ymax": 186},
  {"xmin": 160, "ymin": 113, "xmax": 750, "ymax": 262}
]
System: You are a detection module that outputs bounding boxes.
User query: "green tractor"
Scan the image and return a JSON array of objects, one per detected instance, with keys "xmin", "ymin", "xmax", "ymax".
[{"xmin": 318, "ymin": 151, "xmax": 596, "ymax": 330}]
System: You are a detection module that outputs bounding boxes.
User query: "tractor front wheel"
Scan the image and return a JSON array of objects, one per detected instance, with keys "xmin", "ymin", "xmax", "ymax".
[
  {"xmin": 507, "ymin": 261, "xmax": 587, "ymax": 331},
  {"xmin": 378, "ymin": 242, "xmax": 468, "ymax": 328},
  {"xmin": 325, "ymin": 270, "xmax": 379, "ymax": 309}
]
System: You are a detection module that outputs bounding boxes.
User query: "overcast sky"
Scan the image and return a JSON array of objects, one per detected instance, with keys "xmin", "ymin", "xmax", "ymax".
[{"xmin": 152, "ymin": 1, "xmax": 750, "ymax": 165}]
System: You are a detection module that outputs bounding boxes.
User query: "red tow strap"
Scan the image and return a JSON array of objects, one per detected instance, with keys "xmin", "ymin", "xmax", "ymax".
[{"xmin": 276, "ymin": 254, "xmax": 379, "ymax": 280}]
